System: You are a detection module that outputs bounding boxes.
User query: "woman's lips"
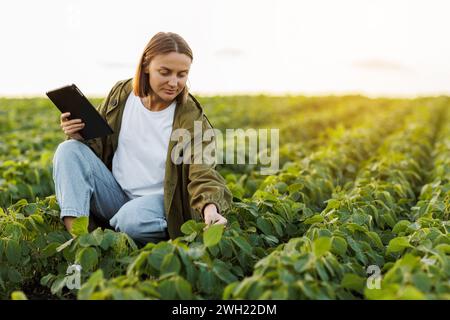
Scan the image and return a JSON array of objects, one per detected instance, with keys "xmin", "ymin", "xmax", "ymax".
[{"xmin": 165, "ymin": 90, "xmax": 176, "ymax": 94}]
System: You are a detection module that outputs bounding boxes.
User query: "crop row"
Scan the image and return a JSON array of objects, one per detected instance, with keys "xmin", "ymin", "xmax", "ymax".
[{"xmin": 223, "ymin": 101, "xmax": 449, "ymax": 299}]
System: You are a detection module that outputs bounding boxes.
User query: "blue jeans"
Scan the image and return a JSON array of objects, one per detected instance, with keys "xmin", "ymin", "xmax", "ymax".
[{"xmin": 52, "ymin": 139, "xmax": 168, "ymax": 245}]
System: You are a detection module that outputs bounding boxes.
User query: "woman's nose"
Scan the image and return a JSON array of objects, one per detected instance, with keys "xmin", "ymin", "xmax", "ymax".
[{"xmin": 168, "ymin": 77, "xmax": 178, "ymax": 87}]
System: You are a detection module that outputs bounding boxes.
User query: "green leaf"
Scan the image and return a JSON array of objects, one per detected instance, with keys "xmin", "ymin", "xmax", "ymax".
[
  {"xmin": 56, "ymin": 238, "xmax": 74, "ymax": 252},
  {"xmin": 218, "ymin": 238, "xmax": 233, "ymax": 258},
  {"xmin": 325, "ymin": 199, "xmax": 340, "ymax": 210},
  {"xmin": 304, "ymin": 215, "xmax": 324, "ymax": 224},
  {"xmin": 100, "ymin": 231, "xmax": 116, "ymax": 250},
  {"xmin": 381, "ymin": 191, "xmax": 394, "ymax": 208},
  {"xmin": 30, "ymin": 214, "xmax": 44, "ymax": 225},
  {"xmin": 177, "ymin": 248, "xmax": 197, "ymax": 283},
  {"xmin": 398, "ymin": 286, "xmax": 426, "ymax": 300},
  {"xmin": 203, "ymin": 224, "xmax": 224, "ymax": 248},
  {"xmin": 160, "ymin": 253, "xmax": 181, "ymax": 275},
  {"xmin": 91, "ymin": 228, "xmax": 104, "ymax": 245},
  {"xmin": 272, "ymin": 286, "xmax": 289, "ymax": 299},
  {"xmin": 126, "ymin": 251, "xmax": 151, "ymax": 276},
  {"xmin": 256, "ymin": 217, "xmax": 273, "ymax": 235},
  {"xmin": 183, "ymin": 231, "xmax": 197, "ymax": 242},
  {"xmin": 78, "ymin": 229, "xmax": 103, "ymax": 247},
  {"xmin": 198, "ymin": 270, "xmax": 217, "ymax": 295},
  {"xmin": 315, "ymin": 260, "xmax": 329, "ymax": 281},
  {"xmin": 294, "ymin": 253, "xmax": 313, "ymax": 273},
  {"xmin": 0, "ymin": 239, "xmax": 5, "ymax": 260},
  {"xmin": 47, "ymin": 231, "xmax": 68, "ymax": 244},
  {"xmin": 392, "ymin": 220, "xmax": 410, "ymax": 234},
  {"xmin": 222, "ymin": 282, "xmax": 239, "ymax": 300},
  {"xmin": 412, "ymin": 274, "xmax": 431, "ymax": 292},
  {"xmin": 382, "ymin": 213, "xmax": 396, "ymax": 228},
  {"xmin": 11, "ymin": 291, "xmax": 28, "ymax": 300},
  {"xmin": 148, "ymin": 242, "xmax": 175, "ymax": 270},
  {"xmin": 6, "ymin": 240, "xmax": 21, "ymax": 265},
  {"xmin": 331, "ymin": 236, "xmax": 347, "ymax": 256},
  {"xmin": 4, "ymin": 224, "xmax": 23, "ymax": 240},
  {"xmin": 212, "ymin": 260, "xmax": 238, "ymax": 284},
  {"xmin": 341, "ymin": 273, "xmax": 365, "ymax": 292},
  {"xmin": 386, "ymin": 236, "xmax": 412, "ymax": 254},
  {"xmin": 180, "ymin": 220, "xmax": 198, "ymax": 235},
  {"xmin": 71, "ymin": 216, "xmax": 89, "ymax": 236},
  {"xmin": 187, "ymin": 244, "xmax": 205, "ymax": 260},
  {"xmin": 269, "ymin": 216, "xmax": 284, "ymax": 237},
  {"xmin": 434, "ymin": 243, "xmax": 450, "ymax": 254},
  {"xmin": 7, "ymin": 268, "xmax": 22, "ymax": 283},
  {"xmin": 50, "ymin": 276, "xmax": 67, "ymax": 295},
  {"xmin": 367, "ymin": 231, "xmax": 384, "ymax": 249},
  {"xmin": 42, "ymin": 243, "xmax": 60, "ymax": 258},
  {"xmin": 274, "ymin": 182, "xmax": 288, "ymax": 193},
  {"xmin": 174, "ymin": 276, "xmax": 192, "ymax": 299},
  {"xmin": 112, "ymin": 288, "xmax": 145, "ymax": 300},
  {"xmin": 158, "ymin": 279, "xmax": 177, "ymax": 299},
  {"xmin": 231, "ymin": 236, "xmax": 253, "ymax": 256},
  {"xmin": 262, "ymin": 234, "xmax": 279, "ymax": 246},
  {"xmin": 77, "ymin": 269, "xmax": 105, "ymax": 299},
  {"xmin": 40, "ymin": 274, "xmax": 55, "ymax": 287},
  {"xmin": 78, "ymin": 234, "xmax": 95, "ymax": 247},
  {"xmin": 313, "ymin": 237, "xmax": 332, "ymax": 258},
  {"xmin": 76, "ymin": 247, "xmax": 98, "ymax": 271},
  {"xmin": 346, "ymin": 223, "xmax": 367, "ymax": 233}
]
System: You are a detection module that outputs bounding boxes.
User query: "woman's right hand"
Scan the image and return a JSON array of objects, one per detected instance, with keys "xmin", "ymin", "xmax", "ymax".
[{"xmin": 60, "ymin": 112, "xmax": 85, "ymax": 141}]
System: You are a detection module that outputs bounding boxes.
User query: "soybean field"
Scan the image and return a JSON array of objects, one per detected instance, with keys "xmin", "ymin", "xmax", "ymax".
[{"xmin": 0, "ymin": 95, "xmax": 449, "ymax": 300}]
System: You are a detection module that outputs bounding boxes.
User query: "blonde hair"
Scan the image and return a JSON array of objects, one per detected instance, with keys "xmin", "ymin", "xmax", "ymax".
[{"xmin": 133, "ymin": 32, "xmax": 193, "ymax": 105}]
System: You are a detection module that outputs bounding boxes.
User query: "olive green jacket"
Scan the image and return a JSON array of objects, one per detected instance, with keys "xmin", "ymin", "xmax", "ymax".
[{"xmin": 66, "ymin": 78, "xmax": 232, "ymax": 239}]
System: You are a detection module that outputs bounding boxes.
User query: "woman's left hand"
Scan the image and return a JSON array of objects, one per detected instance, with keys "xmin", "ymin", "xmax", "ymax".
[{"xmin": 203, "ymin": 203, "xmax": 227, "ymax": 227}]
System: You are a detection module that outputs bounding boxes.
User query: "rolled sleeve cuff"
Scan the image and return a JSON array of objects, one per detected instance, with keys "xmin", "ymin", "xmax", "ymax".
[
  {"xmin": 60, "ymin": 208, "xmax": 89, "ymax": 222},
  {"xmin": 196, "ymin": 194, "xmax": 231, "ymax": 218}
]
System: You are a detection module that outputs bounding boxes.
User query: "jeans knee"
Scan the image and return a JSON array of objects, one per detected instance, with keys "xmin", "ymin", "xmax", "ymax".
[
  {"xmin": 112, "ymin": 216, "xmax": 141, "ymax": 240},
  {"xmin": 116, "ymin": 220, "xmax": 167, "ymax": 245},
  {"xmin": 53, "ymin": 140, "xmax": 86, "ymax": 163},
  {"xmin": 110, "ymin": 207, "xmax": 167, "ymax": 244}
]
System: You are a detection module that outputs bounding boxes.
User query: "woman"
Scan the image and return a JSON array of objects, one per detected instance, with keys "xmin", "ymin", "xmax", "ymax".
[{"xmin": 52, "ymin": 32, "xmax": 232, "ymax": 245}]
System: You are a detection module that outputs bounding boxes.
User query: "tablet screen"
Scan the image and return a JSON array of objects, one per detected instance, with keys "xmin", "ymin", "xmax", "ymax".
[{"xmin": 46, "ymin": 84, "xmax": 114, "ymax": 140}]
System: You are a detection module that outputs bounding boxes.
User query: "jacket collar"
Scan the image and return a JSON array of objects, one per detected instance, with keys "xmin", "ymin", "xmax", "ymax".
[{"xmin": 109, "ymin": 78, "xmax": 205, "ymax": 131}]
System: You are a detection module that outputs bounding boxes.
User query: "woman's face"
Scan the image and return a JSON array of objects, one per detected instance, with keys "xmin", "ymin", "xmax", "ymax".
[{"xmin": 146, "ymin": 52, "xmax": 192, "ymax": 102}]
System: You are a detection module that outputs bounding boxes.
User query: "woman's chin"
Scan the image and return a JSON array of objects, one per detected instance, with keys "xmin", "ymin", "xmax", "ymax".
[
  {"xmin": 163, "ymin": 92, "xmax": 178, "ymax": 100},
  {"xmin": 155, "ymin": 94, "xmax": 171, "ymax": 102}
]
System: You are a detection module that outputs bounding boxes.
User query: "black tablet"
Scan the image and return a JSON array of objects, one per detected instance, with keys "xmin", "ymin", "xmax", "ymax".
[{"xmin": 46, "ymin": 84, "xmax": 114, "ymax": 140}]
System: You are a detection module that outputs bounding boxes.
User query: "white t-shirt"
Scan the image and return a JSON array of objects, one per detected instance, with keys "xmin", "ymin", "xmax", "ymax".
[{"xmin": 112, "ymin": 92, "xmax": 176, "ymax": 199}]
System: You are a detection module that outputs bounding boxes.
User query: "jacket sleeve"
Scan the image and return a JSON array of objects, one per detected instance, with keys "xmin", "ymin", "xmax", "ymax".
[{"xmin": 186, "ymin": 116, "xmax": 233, "ymax": 218}]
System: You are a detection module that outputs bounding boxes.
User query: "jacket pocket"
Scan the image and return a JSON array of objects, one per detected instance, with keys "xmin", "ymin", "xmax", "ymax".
[{"xmin": 105, "ymin": 98, "xmax": 119, "ymax": 115}]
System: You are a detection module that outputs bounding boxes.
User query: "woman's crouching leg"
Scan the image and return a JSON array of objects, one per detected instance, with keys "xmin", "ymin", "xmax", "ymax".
[
  {"xmin": 52, "ymin": 139, "xmax": 129, "ymax": 227},
  {"xmin": 109, "ymin": 194, "xmax": 169, "ymax": 245}
]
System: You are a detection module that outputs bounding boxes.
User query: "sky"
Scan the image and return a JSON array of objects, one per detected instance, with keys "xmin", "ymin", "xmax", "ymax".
[{"xmin": 1, "ymin": 0, "xmax": 449, "ymax": 97}]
